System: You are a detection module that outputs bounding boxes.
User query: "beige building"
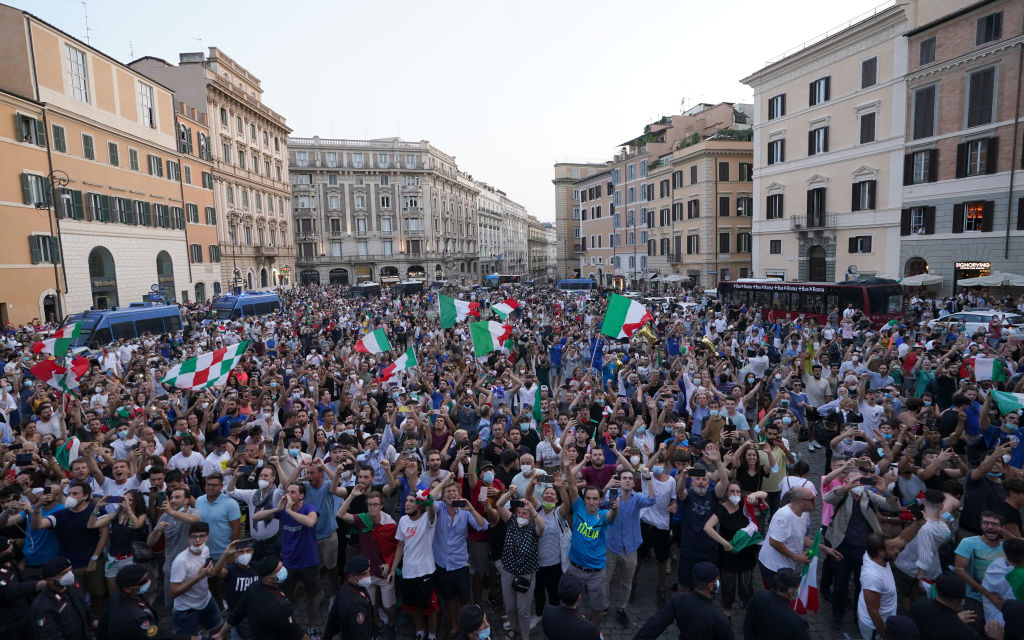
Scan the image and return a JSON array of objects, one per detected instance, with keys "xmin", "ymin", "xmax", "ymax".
[
  {"xmin": 576, "ymin": 169, "xmax": 615, "ymax": 283},
  {"xmin": 129, "ymin": 49, "xmax": 293, "ymax": 291},
  {"xmin": 552, "ymin": 162, "xmax": 606, "ymax": 279}
]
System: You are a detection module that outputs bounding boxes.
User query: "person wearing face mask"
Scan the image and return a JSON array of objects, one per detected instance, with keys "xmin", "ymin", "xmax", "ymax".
[
  {"xmin": 495, "ymin": 491, "xmax": 544, "ymax": 640},
  {"xmin": 453, "ymin": 603, "xmax": 492, "ymax": 640},
  {"xmin": 633, "ymin": 562, "xmax": 732, "ymax": 640},
  {"xmin": 0, "ymin": 534, "xmax": 47, "ymax": 640},
  {"xmin": 217, "ymin": 555, "xmax": 309, "ymax": 640},
  {"xmin": 27, "ymin": 556, "xmax": 95, "ymax": 640},
  {"xmin": 226, "ymin": 465, "xmax": 285, "ymax": 562},
  {"xmin": 100, "ymin": 563, "xmax": 189, "ymax": 640},
  {"xmin": 169, "ymin": 524, "xmax": 231, "ymax": 636},
  {"xmin": 702, "ymin": 482, "xmax": 767, "ymax": 619},
  {"xmin": 217, "ymin": 541, "xmax": 258, "ymax": 640},
  {"xmin": 322, "ymin": 555, "xmax": 374, "ymax": 640}
]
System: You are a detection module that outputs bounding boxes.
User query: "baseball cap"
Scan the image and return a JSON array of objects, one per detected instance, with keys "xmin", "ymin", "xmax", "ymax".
[{"xmin": 557, "ymin": 573, "xmax": 584, "ymax": 600}]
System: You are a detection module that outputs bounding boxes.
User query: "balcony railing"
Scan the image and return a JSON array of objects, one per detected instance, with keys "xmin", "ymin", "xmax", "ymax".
[
  {"xmin": 667, "ymin": 252, "xmax": 683, "ymax": 263},
  {"xmin": 791, "ymin": 212, "xmax": 838, "ymax": 231}
]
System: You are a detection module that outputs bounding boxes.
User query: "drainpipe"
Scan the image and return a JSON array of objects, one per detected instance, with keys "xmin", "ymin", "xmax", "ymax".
[
  {"xmin": 1005, "ymin": 42, "xmax": 1023, "ymax": 260},
  {"xmin": 175, "ymin": 111, "xmax": 194, "ymax": 286}
]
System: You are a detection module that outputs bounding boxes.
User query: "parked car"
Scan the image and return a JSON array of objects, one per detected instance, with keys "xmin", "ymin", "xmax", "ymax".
[{"xmin": 924, "ymin": 309, "xmax": 1024, "ymax": 338}]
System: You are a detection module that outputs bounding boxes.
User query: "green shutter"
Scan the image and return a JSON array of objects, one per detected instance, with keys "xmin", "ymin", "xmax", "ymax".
[
  {"xmin": 100, "ymin": 195, "xmax": 111, "ymax": 222},
  {"xmin": 142, "ymin": 202, "xmax": 151, "ymax": 226},
  {"xmin": 33, "ymin": 119, "xmax": 45, "ymax": 147},
  {"xmin": 50, "ymin": 236, "xmax": 61, "ymax": 264},
  {"xmin": 71, "ymin": 190, "xmax": 84, "ymax": 219},
  {"xmin": 15, "ymin": 114, "xmax": 28, "ymax": 141},
  {"xmin": 21, "ymin": 173, "xmax": 33, "ymax": 204},
  {"xmin": 125, "ymin": 199, "xmax": 135, "ymax": 224},
  {"xmin": 29, "ymin": 236, "xmax": 41, "ymax": 264}
]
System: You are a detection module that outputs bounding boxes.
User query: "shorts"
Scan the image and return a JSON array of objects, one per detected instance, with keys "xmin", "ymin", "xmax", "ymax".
[
  {"xmin": 104, "ymin": 555, "xmax": 135, "ymax": 578},
  {"xmin": 566, "ymin": 563, "xmax": 608, "ymax": 612},
  {"xmin": 368, "ymin": 575, "xmax": 397, "ymax": 608},
  {"xmin": 468, "ymin": 540, "xmax": 491, "ymax": 575},
  {"xmin": 317, "ymin": 535, "xmax": 339, "ymax": 570},
  {"xmin": 282, "ymin": 565, "xmax": 320, "ymax": 598},
  {"xmin": 433, "ymin": 565, "xmax": 471, "ymax": 603},
  {"xmin": 637, "ymin": 523, "xmax": 671, "ymax": 562},
  {"xmin": 401, "ymin": 574, "xmax": 439, "ymax": 612}
]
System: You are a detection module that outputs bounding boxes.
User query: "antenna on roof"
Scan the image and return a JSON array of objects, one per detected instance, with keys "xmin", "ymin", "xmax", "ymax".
[
  {"xmin": 191, "ymin": 37, "xmax": 204, "ymax": 53},
  {"xmin": 128, "ymin": 40, "xmax": 135, "ymax": 58},
  {"xmin": 78, "ymin": 1, "xmax": 94, "ymax": 45}
]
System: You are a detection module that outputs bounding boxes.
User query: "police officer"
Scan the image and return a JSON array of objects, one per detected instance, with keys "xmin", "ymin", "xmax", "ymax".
[
  {"xmin": 634, "ymin": 561, "xmax": 734, "ymax": 640},
  {"xmin": 99, "ymin": 563, "xmax": 191, "ymax": 640},
  {"xmin": 26, "ymin": 556, "xmax": 95, "ymax": 640},
  {"xmin": 453, "ymin": 604, "xmax": 491, "ymax": 640},
  {"xmin": 323, "ymin": 555, "xmax": 373, "ymax": 640},
  {"xmin": 743, "ymin": 568, "xmax": 809, "ymax": 640},
  {"xmin": 0, "ymin": 535, "xmax": 46, "ymax": 640},
  {"xmin": 541, "ymin": 574, "xmax": 602, "ymax": 640},
  {"xmin": 217, "ymin": 555, "xmax": 308, "ymax": 640}
]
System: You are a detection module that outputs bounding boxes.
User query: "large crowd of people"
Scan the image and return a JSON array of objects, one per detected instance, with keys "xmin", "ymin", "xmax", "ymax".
[{"xmin": 1, "ymin": 281, "xmax": 1024, "ymax": 640}]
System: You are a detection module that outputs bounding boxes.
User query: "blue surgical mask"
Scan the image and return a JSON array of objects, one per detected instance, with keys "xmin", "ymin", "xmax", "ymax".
[
  {"xmin": 652, "ymin": 465, "xmax": 665, "ymax": 475},
  {"xmin": 275, "ymin": 566, "xmax": 288, "ymax": 583},
  {"xmin": 637, "ymin": 425, "xmax": 646, "ymax": 434},
  {"xmin": 477, "ymin": 626, "xmax": 491, "ymax": 640},
  {"xmin": 288, "ymin": 449, "xmax": 300, "ymax": 457},
  {"xmin": 781, "ymin": 416, "xmax": 792, "ymax": 425},
  {"xmin": 709, "ymin": 409, "xmax": 720, "ymax": 417},
  {"xmin": 138, "ymin": 580, "xmax": 152, "ymax": 594},
  {"xmin": 987, "ymin": 471, "xmax": 1004, "ymax": 479},
  {"xmin": 882, "ymin": 432, "xmax": 893, "ymax": 439},
  {"xmin": 923, "ymin": 401, "xmax": 932, "ymax": 407},
  {"xmin": 482, "ymin": 471, "xmax": 495, "ymax": 484}
]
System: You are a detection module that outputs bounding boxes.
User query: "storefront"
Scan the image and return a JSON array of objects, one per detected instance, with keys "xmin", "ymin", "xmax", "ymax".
[{"xmin": 954, "ymin": 261, "xmax": 991, "ymax": 293}]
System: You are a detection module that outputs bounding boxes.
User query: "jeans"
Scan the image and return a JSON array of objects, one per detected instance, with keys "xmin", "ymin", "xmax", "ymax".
[
  {"xmin": 831, "ymin": 541, "xmax": 865, "ymax": 623},
  {"xmin": 605, "ymin": 550, "xmax": 637, "ymax": 611},
  {"xmin": 858, "ymin": 620, "xmax": 879, "ymax": 640},
  {"xmin": 171, "ymin": 597, "xmax": 222, "ymax": 635},
  {"xmin": 533, "ymin": 564, "xmax": 562, "ymax": 616}
]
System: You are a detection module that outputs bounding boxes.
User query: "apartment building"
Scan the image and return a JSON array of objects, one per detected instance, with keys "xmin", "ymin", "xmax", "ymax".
[
  {"xmin": 900, "ymin": 0, "xmax": 1024, "ymax": 293},
  {"xmin": 741, "ymin": 3, "xmax": 912, "ymax": 282},
  {"xmin": 285, "ymin": 136, "xmax": 482, "ymax": 285},
  {"xmin": 175, "ymin": 101, "xmax": 219, "ymax": 301},
  {"xmin": 552, "ymin": 162, "xmax": 606, "ymax": 278},
  {"xmin": 500, "ymin": 194, "xmax": 530, "ymax": 277},
  {"xmin": 527, "ymin": 216, "xmax": 548, "ymax": 279},
  {"xmin": 576, "ymin": 169, "xmax": 615, "ymax": 283},
  {"xmin": 129, "ymin": 49, "xmax": 293, "ymax": 291},
  {"xmin": 0, "ymin": 4, "xmax": 193, "ymax": 319},
  {"xmin": 477, "ymin": 182, "xmax": 504, "ymax": 276}
]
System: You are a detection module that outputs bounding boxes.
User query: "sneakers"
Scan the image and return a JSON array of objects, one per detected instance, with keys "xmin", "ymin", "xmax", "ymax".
[
  {"xmin": 616, "ymin": 608, "xmax": 630, "ymax": 628},
  {"xmin": 807, "ymin": 441, "xmax": 818, "ymax": 452},
  {"xmin": 308, "ymin": 628, "xmax": 321, "ymax": 640}
]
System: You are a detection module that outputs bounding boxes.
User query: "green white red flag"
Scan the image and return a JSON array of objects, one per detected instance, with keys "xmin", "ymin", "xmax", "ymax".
[
  {"xmin": 29, "ymin": 356, "xmax": 88, "ymax": 393},
  {"xmin": 469, "ymin": 321, "xmax": 513, "ymax": 358},
  {"xmin": 439, "ymin": 295, "xmax": 480, "ymax": 328},
  {"xmin": 793, "ymin": 530, "xmax": 821, "ymax": 614},
  {"xmin": 160, "ymin": 341, "xmax": 249, "ymax": 390},
  {"xmin": 32, "ymin": 322, "xmax": 81, "ymax": 358},
  {"xmin": 378, "ymin": 347, "xmax": 418, "ymax": 382},
  {"xmin": 354, "ymin": 328, "xmax": 392, "ymax": 354},
  {"xmin": 491, "ymin": 299, "xmax": 518, "ymax": 320},
  {"xmin": 600, "ymin": 293, "xmax": 653, "ymax": 339}
]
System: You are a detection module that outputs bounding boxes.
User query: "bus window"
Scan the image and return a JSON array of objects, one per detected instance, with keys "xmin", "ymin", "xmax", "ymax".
[
  {"xmin": 165, "ymin": 315, "xmax": 182, "ymax": 332},
  {"xmin": 270, "ymin": 300, "xmax": 281, "ymax": 312},
  {"xmin": 805, "ymin": 293, "xmax": 825, "ymax": 314},
  {"xmin": 867, "ymin": 287, "xmax": 903, "ymax": 315},
  {"xmin": 88, "ymin": 327, "xmax": 112, "ymax": 348},
  {"xmin": 135, "ymin": 317, "xmax": 165, "ymax": 335},
  {"xmin": 111, "ymin": 322, "xmax": 135, "ymax": 340},
  {"xmin": 839, "ymin": 288, "xmax": 863, "ymax": 311},
  {"xmin": 827, "ymin": 294, "xmax": 839, "ymax": 312},
  {"xmin": 242, "ymin": 304, "xmax": 257, "ymax": 316}
]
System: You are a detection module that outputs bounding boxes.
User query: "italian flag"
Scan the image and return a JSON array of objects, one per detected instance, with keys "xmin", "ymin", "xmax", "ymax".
[
  {"xmin": 32, "ymin": 323, "xmax": 81, "ymax": 358},
  {"xmin": 990, "ymin": 390, "xmax": 1024, "ymax": 415},
  {"xmin": 378, "ymin": 347, "xmax": 418, "ymax": 382},
  {"xmin": 354, "ymin": 328, "xmax": 392, "ymax": 354},
  {"xmin": 972, "ymin": 357, "xmax": 1007, "ymax": 382},
  {"xmin": 491, "ymin": 299, "xmax": 519, "ymax": 320},
  {"xmin": 55, "ymin": 436, "xmax": 81, "ymax": 471},
  {"xmin": 161, "ymin": 340, "xmax": 249, "ymax": 390},
  {"xmin": 439, "ymin": 294, "xmax": 480, "ymax": 328},
  {"xmin": 29, "ymin": 356, "xmax": 88, "ymax": 393},
  {"xmin": 793, "ymin": 530, "xmax": 821, "ymax": 614},
  {"xmin": 532, "ymin": 386, "xmax": 545, "ymax": 424},
  {"xmin": 469, "ymin": 321, "xmax": 513, "ymax": 358},
  {"xmin": 600, "ymin": 293, "xmax": 653, "ymax": 339},
  {"xmin": 728, "ymin": 519, "xmax": 764, "ymax": 554}
]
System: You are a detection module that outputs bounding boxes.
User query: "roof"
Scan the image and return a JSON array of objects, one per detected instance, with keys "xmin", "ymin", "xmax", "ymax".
[{"xmin": 904, "ymin": 0, "xmax": 998, "ymax": 36}]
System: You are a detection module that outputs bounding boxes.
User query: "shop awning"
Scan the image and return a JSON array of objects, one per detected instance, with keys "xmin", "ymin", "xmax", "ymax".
[
  {"xmin": 958, "ymin": 271, "xmax": 1024, "ymax": 287},
  {"xmin": 900, "ymin": 274, "xmax": 944, "ymax": 287},
  {"xmin": 661, "ymin": 274, "xmax": 686, "ymax": 283}
]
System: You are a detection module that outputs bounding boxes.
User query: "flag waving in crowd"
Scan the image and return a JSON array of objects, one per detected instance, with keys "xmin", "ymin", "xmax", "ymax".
[
  {"xmin": 378, "ymin": 347, "xmax": 418, "ymax": 381},
  {"xmin": 160, "ymin": 340, "xmax": 249, "ymax": 389},
  {"xmin": 600, "ymin": 292, "xmax": 653, "ymax": 338},
  {"xmin": 29, "ymin": 355, "xmax": 88, "ymax": 393},
  {"xmin": 491, "ymin": 298, "xmax": 518, "ymax": 320},
  {"xmin": 354, "ymin": 328, "xmax": 392, "ymax": 354},
  {"xmin": 31, "ymin": 322, "xmax": 81, "ymax": 358},
  {"xmin": 469, "ymin": 320, "xmax": 513, "ymax": 358},
  {"xmin": 439, "ymin": 294, "xmax": 480, "ymax": 328}
]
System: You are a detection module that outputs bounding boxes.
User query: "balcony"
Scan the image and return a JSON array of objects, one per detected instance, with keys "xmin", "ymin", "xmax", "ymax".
[
  {"xmin": 667, "ymin": 252, "xmax": 683, "ymax": 264},
  {"xmin": 791, "ymin": 212, "xmax": 837, "ymax": 231}
]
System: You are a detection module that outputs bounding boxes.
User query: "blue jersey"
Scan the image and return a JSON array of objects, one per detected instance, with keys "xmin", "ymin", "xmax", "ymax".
[{"xmin": 569, "ymin": 496, "xmax": 610, "ymax": 569}]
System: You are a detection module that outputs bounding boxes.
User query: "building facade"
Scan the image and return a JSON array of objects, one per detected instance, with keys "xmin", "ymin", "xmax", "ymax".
[
  {"xmin": 899, "ymin": 0, "xmax": 1024, "ymax": 293},
  {"xmin": 285, "ymin": 136, "xmax": 482, "ymax": 285},
  {"xmin": 1, "ymin": 4, "xmax": 197, "ymax": 321},
  {"xmin": 742, "ymin": 4, "xmax": 911, "ymax": 282},
  {"xmin": 129, "ymin": 49, "xmax": 293, "ymax": 292},
  {"xmin": 175, "ymin": 101, "xmax": 219, "ymax": 302},
  {"xmin": 576, "ymin": 169, "xmax": 615, "ymax": 283},
  {"xmin": 552, "ymin": 162, "xmax": 606, "ymax": 279}
]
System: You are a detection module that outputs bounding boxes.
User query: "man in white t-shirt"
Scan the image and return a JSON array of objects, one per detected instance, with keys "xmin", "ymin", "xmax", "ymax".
[
  {"xmin": 203, "ymin": 437, "xmax": 233, "ymax": 476},
  {"xmin": 389, "ymin": 488, "xmax": 439, "ymax": 639},
  {"xmin": 33, "ymin": 402, "xmax": 63, "ymax": 439},
  {"xmin": 857, "ymin": 377, "xmax": 886, "ymax": 440},
  {"xmin": 758, "ymin": 487, "xmax": 841, "ymax": 587},
  {"xmin": 857, "ymin": 533, "xmax": 904, "ymax": 640},
  {"xmin": 169, "ymin": 522, "xmax": 229, "ymax": 635}
]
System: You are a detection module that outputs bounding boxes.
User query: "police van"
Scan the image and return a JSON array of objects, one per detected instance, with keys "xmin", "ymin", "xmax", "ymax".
[
  {"xmin": 65, "ymin": 303, "xmax": 183, "ymax": 349},
  {"xmin": 208, "ymin": 292, "xmax": 282, "ymax": 322}
]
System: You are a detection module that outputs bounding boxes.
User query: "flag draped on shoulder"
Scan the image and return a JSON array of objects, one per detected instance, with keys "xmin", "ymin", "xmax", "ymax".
[
  {"xmin": 378, "ymin": 348, "xmax": 418, "ymax": 382},
  {"xmin": 491, "ymin": 299, "xmax": 518, "ymax": 320},
  {"xmin": 32, "ymin": 323, "xmax": 81, "ymax": 358},
  {"xmin": 439, "ymin": 295, "xmax": 480, "ymax": 328},
  {"xmin": 160, "ymin": 341, "xmax": 249, "ymax": 390},
  {"xmin": 793, "ymin": 530, "xmax": 821, "ymax": 614},
  {"xmin": 600, "ymin": 293, "xmax": 653, "ymax": 339},
  {"xmin": 354, "ymin": 328, "xmax": 392, "ymax": 354},
  {"xmin": 469, "ymin": 321, "xmax": 513, "ymax": 358}
]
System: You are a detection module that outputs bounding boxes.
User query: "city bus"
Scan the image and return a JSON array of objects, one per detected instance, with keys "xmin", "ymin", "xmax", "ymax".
[
  {"xmin": 716, "ymin": 278, "xmax": 904, "ymax": 327},
  {"xmin": 484, "ymin": 274, "xmax": 522, "ymax": 287},
  {"xmin": 556, "ymin": 278, "xmax": 597, "ymax": 293},
  {"xmin": 65, "ymin": 303, "xmax": 183, "ymax": 349}
]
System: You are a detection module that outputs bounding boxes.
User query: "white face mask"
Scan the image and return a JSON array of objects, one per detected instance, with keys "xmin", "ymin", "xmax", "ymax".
[
  {"xmin": 58, "ymin": 572, "xmax": 76, "ymax": 587},
  {"xmin": 851, "ymin": 486, "xmax": 866, "ymax": 497},
  {"xmin": 236, "ymin": 552, "xmax": 253, "ymax": 566},
  {"xmin": 357, "ymin": 576, "xmax": 372, "ymax": 588},
  {"xmin": 630, "ymin": 455, "xmax": 641, "ymax": 466},
  {"xmin": 727, "ymin": 495, "xmax": 741, "ymax": 506},
  {"xmin": 64, "ymin": 497, "xmax": 79, "ymax": 510},
  {"xmin": 516, "ymin": 516, "xmax": 530, "ymax": 528},
  {"xmin": 258, "ymin": 479, "xmax": 271, "ymax": 490},
  {"xmin": 521, "ymin": 465, "xmax": 533, "ymax": 475},
  {"xmin": 189, "ymin": 544, "xmax": 204, "ymax": 554}
]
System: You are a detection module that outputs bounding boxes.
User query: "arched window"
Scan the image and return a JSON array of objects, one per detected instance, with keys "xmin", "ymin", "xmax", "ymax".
[
  {"xmin": 88, "ymin": 246, "xmax": 118, "ymax": 309},
  {"xmin": 156, "ymin": 251, "xmax": 174, "ymax": 302}
]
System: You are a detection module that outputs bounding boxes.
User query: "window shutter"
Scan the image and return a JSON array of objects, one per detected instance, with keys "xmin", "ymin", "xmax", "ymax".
[
  {"xmin": 768, "ymin": 99, "xmax": 775, "ymax": 120},
  {"xmin": 823, "ymin": 127, "xmax": 829, "ymax": 153},
  {"xmin": 868, "ymin": 181, "xmax": 877, "ymax": 210},
  {"xmin": 15, "ymin": 114, "xmax": 28, "ymax": 141},
  {"xmin": 71, "ymin": 190, "xmax": 84, "ymax": 219},
  {"xmin": 955, "ymin": 143, "xmax": 968, "ymax": 178},
  {"xmin": 29, "ymin": 236, "xmax": 41, "ymax": 264},
  {"xmin": 851, "ymin": 182, "xmax": 860, "ymax": 212},
  {"xmin": 50, "ymin": 236, "xmax": 61, "ymax": 264},
  {"xmin": 985, "ymin": 137, "xmax": 999, "ymax": 174},
  {"xmin": 1018, "ymin": 198, "xmax": 1024, "ymax": 231},
  {"xmin": 900, "ymin": 209, "xmax": 911, "ymax": 235},
  {"xmin": 903, "ymin": 154, "xmax": 914, "ymax": 186},
  {"xmin": 808, "ymin": 81, "xmax": 815, "ymax": 106},
  {"xmin": 33, "ymin": 119, "xmax": 46, "ymax": 146},
  {"xmin": 928, "ymin": 149, "xmax": 939, "ymax": 182},
  {"xmin": 924, "ymin": 207, "xmax": 936, "ymax": 235},
  {"xmin": 824, "ymin": 77, "xmax": 831, "ymax": 101},
  {"xmin": 808, "ymin": 131, "xmax": 814, "ymax": 156},
  {"xmin": 865, "ymin": 237, "xmax": 872, "ymax": 253},
  {"xmin": 21, "ymin": 173, "xmax": 33, "ymax": 204},
  {"xmin": 981, "ymin": 201, "xmax": 995, "ymax": 232},
  {"xmin": 780, "ymin": 94, "xmax": 786, "ymax": 116},
  {"xmin": 807, "ymin": 189, "xmax": 814, "ymax": 215},
  {"xmin": 100, "ymin": 195, "xmax": 111, "ymax": 222},
  {"xmin": 719, "ymin": 196, "xmax": 730, "ymax": 216},
  {"xmin": 848, "ymin": 237, "xmax": 858, "ymax": 254},
  {"xmin": 952, "ymin": 203, "xmax": 965, "ymax": 233},
  {"xmin": 780, "ymin": 139, "xmax": 785, "ymax": 162}
]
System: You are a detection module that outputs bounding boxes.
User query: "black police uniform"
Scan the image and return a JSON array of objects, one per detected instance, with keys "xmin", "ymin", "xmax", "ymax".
[
  {"xmin": 98, "ymin": 591, "xmax": 189, "ymax": 640},
  {"xmin": 743, "ymin": 590, "xmax": 810, "ymax": 640},
  {"xmin": 226, "ymin": 580, "xmax": 305, "ymax": 640},
  {"xmin": 540, "ymin": 604, "xmax": 602, "ymax": 640},
  {"xmin": 0, "ymin": 561, "xmax": 38, "ymax": 640},
  {"xmin": 26, "ymin": 584, "xmax": 93, "ymax": 640},
  {"xmin": 634, "ymin": 591, "xmax": 735, "ymax": 640},
  {"xmin": 323, "ymin": 581, "xmax": 373, "ymax": 640}
]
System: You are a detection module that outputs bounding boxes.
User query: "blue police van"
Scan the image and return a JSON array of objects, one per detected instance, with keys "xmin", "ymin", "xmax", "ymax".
[
  {"xmin": 65, "ymin": 303, "xmax": 183, "ymax": 349},
  {"xmin": 208, "ymin": 292, "xmax": 282, "ymax": 322}
]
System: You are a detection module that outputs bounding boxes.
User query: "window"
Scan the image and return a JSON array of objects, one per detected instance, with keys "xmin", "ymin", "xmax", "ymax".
[
  {"xmin": 627, "ymin": 187, "xmax": 635, "ymax": 204},
  {"xmin": 739, "ymin": 163, "xmax": 753, "ymax": 181},
  {"xmin": 251, "ymin": 154, "xmax": 259, "ymax": 173},
  {"xmin": 967, "ymin": 67, "xmax": 995, "ymax": 128},
  {"xmin": 20, "ymin": 173, "xmax": 49, "ymax": 205},
  {"xmin": 920, "ymin": 37, "xmax": 936, "ymax": 65},
  {"xmin": 209, "ymin": 245, "xmax": 220, "ymax": 262},
  {"xmin": 222, "ymin": 143, "xmax": 231, "ymax": 163},
  {"xmin": 16, "ymin": 115, "xmax": 45, "ymax": 146},
  {"xmin": 718, "ymin": 162, "xmax": 730, "ymax": 181},
  {"xmin": 205, "ymin": 207, "xmax": 216, "ymax": 225},
  {"xmin": 769, "ymin": 239, "xmax": 782, "ymax": 254},
  {"xmin": 190, "ymin": 244, "xmax": 203, "ymax": 263},
  {"xmin": 202, "ymin": 171, "xmax": 213, "ymax": 189},
  {"xmin": 912, "ymin": 85, "xmax": 936, "ymax": 139},
  {"xmin": 809, "ymin": 76, "xmax": 830, "ymax": 106},
  {"xmin": 380, "ymin": 217, "xmax": 392, "ymax": 232},
  {"xmin": 957, "ymin": 137, "xmax": 997, "ymax": 177},
  {"xmin": 265, "ymin": 161, "xmax": 270, "ymax": 176},
  {"xmin": 905, "ymin": 149, "xmax": 938, "ymax": 184},
  {"xmin": 768, "ymin": 94, "xmax": 786, "ymax": 120},
  {"xmin": 848, "ymin": 236, "xmax": 872, "ymax": 253},
  {"xmin": 808, "ymin": 126, "xmax": 828, "ymax": 155},
  {"xmin": 901, "ymin": 206, "xmax": 935, "ymax": 235},
  {"xmin": 170, "ymin": 206, "xmax": 184, "ymax": 229},
  {"xmin": 225, "ymin": 185, "xmax": 234, "ymax": 205},
  {"xmin": 766, "ymin": 193, "xmax": 783, "ymax": 219},
  {"xmin": 326, "ymin": 152, "xmax": 337, "ymax": 167},
  {"xmin": 296, "ymin": 151, "xmax": 308, "ymax": 167},
  {"xmin": 378, "ymin": 153, "xmax": 389, "ymax": 168},
  {"xmin": 861, "ymin": 57, "xmax": 877, "ymax": 89},
  {"xmin": 382, "ymin": 240, "xmax": 393, "ymax": 255},
  {"xmin": 328, "ymin": 174, "xmax": 338, "ymax": 186},
  {"xmin": 690, "ymin": 165, "xmax": 698, "ymax": 184},
  {"xmin": 380, "ymin": 175, "xmax": 389, "ymax": 186},
  {"xmin": 296, "ymin": 173, "xmax": 310, "ymax": 185},
  {"xmin": 687, "ymin": 199, "xmax": 700, "ymax": 219},
  {"xmin": 737, "ymin": 196, "xmax": 753, "ymax": 217},
  {"xmin": 719, "ymin": 196, "xmax": 730, "ymax": 216},
  {"xmin": 28, "ymin": 235, "xmax": 60, "ymax": 264},
  {"xmin": 380, "ymin": 195, "xmax": 391, "ymax": 209},
  {"xmin": 135, "ymin": 200, "xmax": 150, "ymax": 226},
  {"xmin": 237, "ymin": 148, "xmax": 245, "ymax": 169},
  {"xmin": 851, "ymin": 180, "xmax": 876, "ymax": 211},
  {"xmin": 249, "ymin": 123, "xmax": 256, "ymax": 140},
  {"xmin": 186, "ymin": 203, "xmax": 199, "ymax": 223},
  {"xmin": 737, "ymin": 232, "xmax": 751, "ymax": 253},
  {"xmin": 167, "ymin": 160, "xmax": 180, "ymax": 181},
  {"xmin": 65, "ymin": 44, "xmax": 89, "ymax": 102},
  {"xmin": 114, "ymin": 197, "xmax": 131, "ymax": 224},
  {"xmin": 719, "ymin": 232, "xmax": 731, "ymax": 254},
  {"xmin": 954, "ymin": 201, "xmax": 992, "ymax": 232},
  {"xmin": 328, "ymin": 195, "xmax": 340, "ymax": 210},
  {"xmin": 686, "ymin": 234, "xmax": 700, "ymax": 255},
  {"xmin": 241, "ymin": 190, "xmax": 249, "ymax": 208},
  {"xmin": 147, "ymin": 154, "xmax": 162, "ymax": 176},
  {"xmin": 406, "ymin": 154, "xmax": 416, "ymax": 168},
  {"xmin": 860, "ymin": 112, "xmax": 876, "ymax": 144},
  {"xmin": 183, "ymin": 165, "xmax": 192, "ymax": 184},
  {"xmin": 357, "ymin": 241, "xmax": 368, "ymax": 256},
  {"xmin": 51, "ymin": 124, "xmax": 66, "ymax": 152},
  {"xmin": 137, "ymin": 82, "xmax": 155, "ymax": 128},
  {"xmin": 236, "ymin": 116, "xmax": 243, "ymax": 134},
  {"xmin": 768, "ymin": 139, "xmax": 785, "ymax": 165},
  {"xmin": 639, "ymin": 160, "xmax": 647, "ymax": 177},
  {"xmin": 154, "ymin": 203, "xmax": 170, "ymax": 228},
  {"xmin": 82, "ymin": 134, "xmax": 95, "ymax": 160},
  {"xmin": 355, "ymin": 194, "xmax": 365, "ymax": 209},
  {"xmin": 356, "ymin": 218, "xmax": 367, "ymax": 233},
  {"xmin": 220, "ymin": 108, "xmax": 228, "ymax": 126},
  {"xmin": 627, "ymin": 164, "xmax": 635, "ymax": 181},
  {"xmin": 352, "ymin": 153, "xmax": 364, "ymax": 168},
  {"xmin": 976, "ymin": 12, "xmax": 1002, "ymax": 45}
]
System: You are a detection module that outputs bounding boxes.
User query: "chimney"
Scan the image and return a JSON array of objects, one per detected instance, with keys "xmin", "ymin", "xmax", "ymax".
[
  {"xmin": 191, "ymin": 107, "xmax": 197, "ymax": 120},
  {"xmin": 179, "ymin": 101, "xmax": 186, "ymax": 115},
  {"xmin": 179, "ymin": 52, "xmax": 204, "ymax": 64}
]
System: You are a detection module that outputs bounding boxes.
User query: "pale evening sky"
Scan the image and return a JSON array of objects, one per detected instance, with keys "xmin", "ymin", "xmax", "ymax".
[{"xmin": 17, "ymin": 0, "xmax": 888, "ymax": 222}]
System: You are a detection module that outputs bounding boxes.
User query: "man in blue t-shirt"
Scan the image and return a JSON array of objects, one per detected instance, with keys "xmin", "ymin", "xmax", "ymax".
[
  {"xmin": 675, "ymin": 456, "xmax": 728, "ymax": 591},
  {"xmin": 560, "ymin": 456, "xmax": 618, "ymax": 630}
]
